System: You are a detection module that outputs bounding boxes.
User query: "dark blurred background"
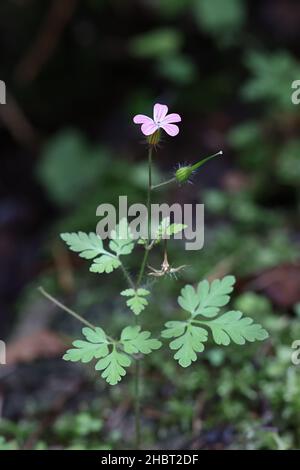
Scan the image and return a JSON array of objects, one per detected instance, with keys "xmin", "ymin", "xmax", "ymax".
[{"xmin": 0, "ymin": 0, "xmax": 300, "ymax": 450}]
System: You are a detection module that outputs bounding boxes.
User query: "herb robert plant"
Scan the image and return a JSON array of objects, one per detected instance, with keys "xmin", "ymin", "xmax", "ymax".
[{"xmin": 39, "ymin": 103, "xmax": 268, "ymax": 449}]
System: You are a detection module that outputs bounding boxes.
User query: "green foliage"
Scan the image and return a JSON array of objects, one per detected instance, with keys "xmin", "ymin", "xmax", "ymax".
[
  {"xmin": 242, "ymin": 51, "xmax": 300, "ymax": 110},
  {"xmin": 129, "ymin": 28, "xmax": 183, "ymax": 59},
  {"xmin": 90, "ymin": 255, "xmax": 121, "ymax": 274},
  {"xmin": 228, "ymin": 121, "xmax": 270, "ymax": 170},
  {"xmin": 163, "ymin": 322, "xmax": 208, "ymax": 367},
  {"xmin": 108, "ymin": 218, "xmax": 134, "ymax": 256},
  {"xmin": 156, "ymin": 217, "xmax": 187, "ymax": 239},
  {"xmin": 36, "ymin": 131, "xmax": 109, "ymax": 207},
  {"xmin": 138, "ymin": 217, "xmax": 187, "ymax": 246},
  {"xmin": 63, "ymin": 326, "xmax": 161, "ymax": 385},
  {"xmin": 95, "ymin": 347, "xmax": 131, "ymax": 386},
  {"xmin": 63, "ymin": 327, "xmax": 109, "ymax": 363},
  {"xmin": 234, "ymin": 292, "xmax": 272, "ymax": 317},
  {"xmin": 208, "ymin": 311, "xmax": 269, "ymax": 345},
  {"xmin": 61, "ymin": 218, "xmax": 134, "ymax": 276},
  {"xmin": 8, "ymin": 0, "xmax": 300, "ymax": 449},
  {"xmin": 153, "ymin": 0, "xmax": 192, "ymax": 18},
  {"xmin": 54, "ymin": 412, "xmax": 103, "ymax": 438},
  {"xmin": 294, "ymin": 303, "xmax": 300, "ymax": 318},
  {"xmin": 178, "ymin": 276, "xmax": 235, "ymax": 317},
  {"xmin": 60, "ymin": 232, "xmax": 106, "ymax": 259},
  {"xmin": 121, "ymin": 326, "xmax": 162, "ymax": 354},
  {"xmin": 193, "ymin": 0, "xmax": 245, "ymax": 45},
  {"xmin": 162, "ymin": 276, "xmax": 268, "ymax": 367},
  {"xmin": 0, "ymin": 436, "xmax": 17, "ymax": 450},
  {"xmin": 121, "ymin": 288, "xmax": 150, "ymax": 315},
  {"xmin": 204, "ymin": 189, "xmax": 283, "ymax": 229},
  {"xmin": 157, "ymin": 55, "xmax": 197, "ymax": 85},
  {"xmin": 277, "ymin": 140, "xmax": 300, "ymax": 186}
]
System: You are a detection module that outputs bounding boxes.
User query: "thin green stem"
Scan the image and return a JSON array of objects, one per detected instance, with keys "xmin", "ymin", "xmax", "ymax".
[
  {"xmin": 147, "ymin": 147, "xmax": 153, "ymax": 242},
  {"xmin": 136, "ymin": 147, "xmax": 153, "ymax": 288},
  {"xmin": 151, "ymin": 176, "xmax": 176, "ymax": 191},
  {"xmin": 190, "ymin": 318, "xmax": 211, "ymax": 326},
  {"xmin": 38, "ymin": 286, "xmax": 119, "ymax": 343},
  {"xmin": 38, "ymin": 286, "xmax": 96, "ymax": 330},
  {"xmin": 134, "ymin": 358, "xmax": 141, "ymax": 449},
  {"xmin": 136, "ymin": 246, "xmax": 149, "ymax": 287},
  {"xmin": 134, "ymin": 146, "xmax": 153, "ymax": 449},
  {"xmin": 119, "ymin": 260, "xmax": 136, "ymax": 290}
]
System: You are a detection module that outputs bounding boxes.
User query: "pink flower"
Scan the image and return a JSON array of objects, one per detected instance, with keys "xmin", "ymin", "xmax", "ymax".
[{"xmin": 133, "ymin": 103, "xmax": 181, "ymax": 137}]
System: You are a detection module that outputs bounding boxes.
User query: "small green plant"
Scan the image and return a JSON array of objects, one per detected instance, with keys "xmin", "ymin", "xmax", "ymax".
[{"xmin": 39, "ymin": 103, "xmax": 268, "ymax": 449}]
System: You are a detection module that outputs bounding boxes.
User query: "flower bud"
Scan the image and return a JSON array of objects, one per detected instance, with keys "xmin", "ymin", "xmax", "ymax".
[{"xmin": 147, "ymin": 129, "xmax": 161, "ymax": 146}]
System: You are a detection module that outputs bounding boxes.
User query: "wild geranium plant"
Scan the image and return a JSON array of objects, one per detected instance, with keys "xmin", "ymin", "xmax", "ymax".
[{"xmin": 39, "ymin": 103, "xmax": 268, "ymax": 449}]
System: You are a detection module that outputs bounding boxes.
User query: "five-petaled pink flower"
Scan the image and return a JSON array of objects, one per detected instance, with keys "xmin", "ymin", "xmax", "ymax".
[{"xmin": 133, "ymin": 103, "xmax": 181, "ymax": 137}]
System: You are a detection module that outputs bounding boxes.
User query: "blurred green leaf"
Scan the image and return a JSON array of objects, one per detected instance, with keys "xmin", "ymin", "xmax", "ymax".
[
  {"xmin": 242, "ymin": 51, "xmax": 300, "ymax": 110},
  {"xmin": 152, "ymin": 0, "xmax": 192, "ymax": 18},
  {"xmin": 129, "ymin": 28, "xmax": 183, "ymax": 59},
  {"xmin": 234, "ymin": 292, "xmax": 272, "ymax": 317},
  {"xmin": 37, "ymin": 130, "xmax": 109, "ymax": 207},
  {"xmin": 277, "ymin": 140, "xmax": 300, "ymax": 186},
  {"xmin": 0, "ymin": 436, "xmax": 17, "ymax": 450},
  {"xmin": 157, "ymin": 55, "xmax": 197, "ymax": 84},
  {"xmin": 55, "ymin": 412, "xmax": 103, "ymax": 438},
  {"xmin": 193, "ymin": 0, "xmax": 246, "ymax": 45},
  {"xmin": 109, "ymin": 218, "xmax": 135, "ymax": 256},
  {"xmin": 294, "ymin": 303, "xmax": 300, "ymax": 318}
]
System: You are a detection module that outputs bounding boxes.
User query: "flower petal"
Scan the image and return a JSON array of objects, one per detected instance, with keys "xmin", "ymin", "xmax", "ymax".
[
  {"xmin": 141, "ymin": 120, "xmax": 158, "ymax": 136},
  {"xmin": 153, "ymin": 103, "xmax": 168, "ymax": 123},
  {"xmin": 133, "ymin": 114, "xmax": 152, "ymax": 124},
  {"xmin": 162, "ymin": 113, "xmax": 181, "ymax": 124},
  {"xmin": 161, "ymin": 123, "xmax": 180, "ymax": 136}
]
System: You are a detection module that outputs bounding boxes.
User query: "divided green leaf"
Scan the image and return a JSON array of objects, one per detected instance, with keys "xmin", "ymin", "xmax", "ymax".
[
  {"xmin": 178, "ymin": 275, "xmax": 236, "ymax": 317},
  {"xmin": 95, "ymin": 348, "xmax": 131, "ymax": 386},
  {"xmin": 63, "ymin": 323, "xmax": 162, "ymax": 386},
  {"xmin": 208, "ymin": 310, "xmax": 269, "ymax": 346},
  {"xmin": 162, "ymin": 322, "xmax": 208, "ymax": 367},
  {"xmin": 90, "ymin": 254, "xmax": 121, "ymax": 274},
  {"xmin": 161, "ymin": 321, "xmax": 187, "ymax": 339},
  {"xmin": 120, "ymin": 288, "xmax": 150, "ymax": 315},
  {"xmin": 138, "ymin": 216, "xmax": 186, "ymax": 246},
  {"xmin": 109, "ymin": 218, "xmax": 134, "ymax": 256},
  {"xmin": 163, "ymin": 276, "xmax": 269, "ymax": 368},
  {"xmin": 63, "ymin": 327, "xmax": 109, "ymax": 363},
  {"xmin": 120, "ymin": 326, "xmax": 162, "ymax": 354},
  {"xmin": 61, "ymin": 219, "xmax": 135, "ymax": 277},
  {"xmin": 60, "ymin": 232, "xmax": 107, "ymax": 259},
  {"xmin": 156, "ymin": 216, "xmax": 187, "ymax": 239}
]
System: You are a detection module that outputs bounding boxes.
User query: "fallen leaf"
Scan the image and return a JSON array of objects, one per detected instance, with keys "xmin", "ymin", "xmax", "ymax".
[
  {"xmin": 6, "ymin": 330, "xmax": 67, "ymax": 365},
  {"xmin": 246, "ymin": 263, "xmax": 300, "ymax": 309}
]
